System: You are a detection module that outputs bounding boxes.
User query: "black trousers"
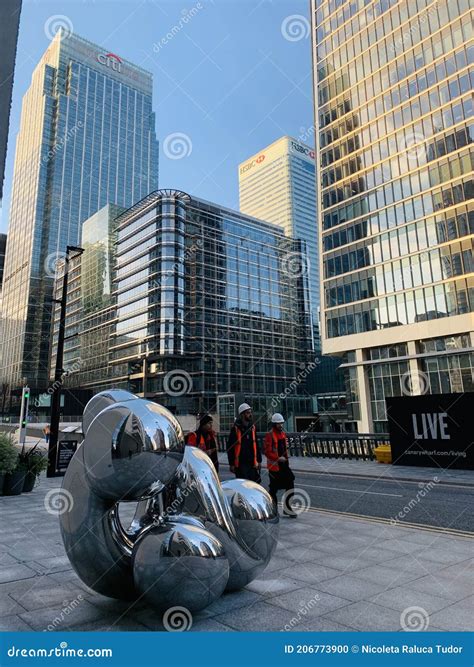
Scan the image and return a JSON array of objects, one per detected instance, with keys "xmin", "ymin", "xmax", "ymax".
[
  {"xmin": 235, "ymin": 465, "xmax": 261, "ymax": 483},
  {"xmin": 269, "ymin": 469, "xmax": 295, "ymax": 514}
]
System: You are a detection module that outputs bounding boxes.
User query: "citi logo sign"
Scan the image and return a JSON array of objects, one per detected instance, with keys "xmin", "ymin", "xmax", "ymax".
[
  {"xmin": 240, "ymin": 154, "xmax": 265, "ymax": 174},
  {"xmin": 97, "ymin": 52, "xmax": 122, "ymax": 73}
]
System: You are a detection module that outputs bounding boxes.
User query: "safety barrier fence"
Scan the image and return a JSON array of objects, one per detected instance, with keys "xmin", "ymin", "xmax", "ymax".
[{"xmin": 218, "ymin": 432, "xmax": 390, "ymax": 461}]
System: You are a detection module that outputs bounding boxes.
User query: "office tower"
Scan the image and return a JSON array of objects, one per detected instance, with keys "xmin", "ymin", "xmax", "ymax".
[
  {"xmin": 49, "ymin": 204, "xmax": 123, "ymax": 401},
  {"xmin": 52, "ymin": 191, "xmax": 314, "ymax": 430},
  {"xmin": 0, "ymin": 234, "xmax": 7, "ymax": 292},
  {"xmin": 0, "ymin": 0, "xmax": 22, "ymax": 204},
  {"xmin": 312, "ymin": 0, "xmax": 473, "ymax": 432},
  {"xmin": 1, "ymin": 29, "xmax": 159, "ymax": 394},
  {"xmin": 239, "ymin": 137, "xmax": 319, "ymax": 333}
]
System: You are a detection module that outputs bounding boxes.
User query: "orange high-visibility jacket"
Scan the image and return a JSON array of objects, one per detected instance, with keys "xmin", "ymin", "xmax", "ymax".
[
  {"xmin": 232, "ymin": 424, "xmax": 258, "ymax": 468},
  {"xmin": 186, "ymin": 431, "xmax": 207, "ymax": 452},
  {"xmin": 264, "ymin": 429, "xmax": 289, "ymax": 472}
]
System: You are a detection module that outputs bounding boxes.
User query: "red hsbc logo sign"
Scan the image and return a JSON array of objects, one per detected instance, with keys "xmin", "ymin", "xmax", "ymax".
[
  {"xmin": 97, "ymin": 52, "xmax": 122, "ymax": 73},
  {"xmin": 240, "ymin": 154, "xmax": 265, "ymax": 174}
]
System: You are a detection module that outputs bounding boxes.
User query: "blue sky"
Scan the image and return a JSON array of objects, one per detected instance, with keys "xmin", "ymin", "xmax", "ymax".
[{"xmin": 1, "ymin": 0, "xmax": 315, "ymax": 232}]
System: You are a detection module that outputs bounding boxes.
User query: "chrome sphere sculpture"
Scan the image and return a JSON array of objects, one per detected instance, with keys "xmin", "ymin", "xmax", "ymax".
[{"xmin": 59, "ymin": 390, "xmax": 279, "ymax": 613}]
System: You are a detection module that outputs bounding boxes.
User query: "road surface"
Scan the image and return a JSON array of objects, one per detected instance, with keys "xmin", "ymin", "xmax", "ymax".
[{"xmin": 220, "ymin": 465, "xmax": 474, "ymax": 533}]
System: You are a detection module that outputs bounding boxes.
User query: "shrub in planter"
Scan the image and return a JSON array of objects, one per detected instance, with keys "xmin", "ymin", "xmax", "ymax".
[
  {"xmin": 3, "ymin": 464, "xmax": 26, "ymax": 495},
  {"xmin": 20, "ymin": 442, "xmax": 48, "ymax": 492},
  {"xmin": 0, "ymin": 434, "xmax": 19, "ymax": 495}
]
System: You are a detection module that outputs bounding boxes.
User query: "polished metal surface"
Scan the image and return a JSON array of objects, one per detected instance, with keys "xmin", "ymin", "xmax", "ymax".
[
  {"xmin": 133, "ymin": 517, "xmax": 229, "ymax": 612},
  {"xmin": 60, "ymin": 391, "xmax": 279, "ymax": 611},
  {"xmin": 82, "ymin": 389, "xmax": 137, "ymax": 435},
  {"xmin": 174, "ymin": 447, "xmax": 279, "ymax": 591},
  {"xmin": 83, "ymin": 399, "xmax": 184, "ymax": 501}
]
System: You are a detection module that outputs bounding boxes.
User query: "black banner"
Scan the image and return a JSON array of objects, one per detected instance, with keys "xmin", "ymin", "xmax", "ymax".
[{"xmin": 386, "ymin": 393, "xmax": 473, "ymax": 470}]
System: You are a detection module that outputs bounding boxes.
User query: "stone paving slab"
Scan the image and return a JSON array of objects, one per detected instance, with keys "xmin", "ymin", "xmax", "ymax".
[
  {"xmin": 0, "ymin": 477, "xmax": 472, "ymax": 632},
  {"xmin": 322, "ymin": 600, "xmax": 414, "ymax": 632}
]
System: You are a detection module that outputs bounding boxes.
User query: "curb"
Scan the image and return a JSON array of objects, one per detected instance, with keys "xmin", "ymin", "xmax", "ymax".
[{"xmin": 217, "ymin": 458, "xmax": 474, "ymax": 488}]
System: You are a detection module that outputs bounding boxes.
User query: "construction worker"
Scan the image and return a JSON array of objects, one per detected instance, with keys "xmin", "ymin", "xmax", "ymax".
[
  {"xmin": 186, "ymin": 415, "xmax": 219, "ymax": 472},
  {"xmin": 264, "ymin": 413, "xmax": 296, "ymax": 518},
  {"xmin": 227, "ymin": 403, "xmax": 261, "ymax": 482}
]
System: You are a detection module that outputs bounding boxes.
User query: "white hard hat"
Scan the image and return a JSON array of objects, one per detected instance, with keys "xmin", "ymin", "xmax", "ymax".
[
  {"xmin": 271, "ymin": 413, "xmax": 285, "ymax": 424},
  {"xmin": 238, "ymin": 403, "xmax": 252, "ymax": 415}
]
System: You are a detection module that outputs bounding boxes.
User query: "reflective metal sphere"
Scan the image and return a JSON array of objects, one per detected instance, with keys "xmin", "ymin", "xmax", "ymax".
[
  {"xmin": 82, "ymin": 389, "xmax": 137, "ymax": 435},
  {"xmin": 175, "ymin": 448, "xmax": 279, "ymax": 591},
  {"xmin": 222, "ymin": 479, "xmax": 277, "ymax": 521},
  {"xmin": 222, "ymin": 479, "xmax": 279, "ymax": 576},
  {"xmin": 59, "ymin": 443, "xmax": 137, "ymax": 600},
  {"xmin": 60, "ymin": 391, "xmax": 279, "ymax": 611},
  {"xmin": 132, "ymin": 518, "xmax": 229, "ymax": 612},
  {"xmin": 83, "ymin": 399, "xmax": 184, "ymax": 501}
]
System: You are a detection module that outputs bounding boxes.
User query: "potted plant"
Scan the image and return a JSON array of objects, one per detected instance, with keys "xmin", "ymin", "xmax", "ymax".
[
  {"xmin": 20, "ymin": 442, "xmax": 48, "ymax": 492},
  {"xmin": 0, "ymin": 434, "xmax": 20, "ymax": 495}
]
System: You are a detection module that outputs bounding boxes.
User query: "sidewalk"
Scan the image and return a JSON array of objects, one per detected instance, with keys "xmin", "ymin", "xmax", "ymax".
[
  {"xmin": 218, "ymin": 453, "xmax": 474, "ymax": 486},
  {"xmin": 0, "ymin": 477, "xmax": 472, "ymax": 632}
]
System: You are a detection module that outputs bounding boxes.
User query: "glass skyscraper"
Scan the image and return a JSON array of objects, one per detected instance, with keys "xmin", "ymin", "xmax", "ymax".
[
  {"xmin": 1, "ymin": 28, "xmax": 158, "ymax": 393},
  {"xmin": 312, "ymin": 0, "xmax": 473, "ymax": 431},
  {"xmin": 239, "ymin": 137, "xmax": 319, "ymax": 333},
  {"xmin": 52, "ymin": 191, "xmax": 314, "ymax": 429},
  {"xmin": 0, "ymin": 0, "xmax": 22, "ymax": 204}
]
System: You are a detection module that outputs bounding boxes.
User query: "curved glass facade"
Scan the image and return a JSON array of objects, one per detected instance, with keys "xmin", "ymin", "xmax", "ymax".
[
  {"xmin": 54, "ymin": 192, "xmax": 314, "ymax": 424},
  {"xmin": 110, "ymin": 191, "xmax": 314, "ymax": 416},
  {"xmin": 312, "ymin": 0, "xmax": 473, "ymax": 431}
]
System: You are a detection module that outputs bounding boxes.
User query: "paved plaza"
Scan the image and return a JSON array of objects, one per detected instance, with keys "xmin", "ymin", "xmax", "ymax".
[{"xmin": 0, "ymin": 475, "xmax": 472, "ymax": 632}]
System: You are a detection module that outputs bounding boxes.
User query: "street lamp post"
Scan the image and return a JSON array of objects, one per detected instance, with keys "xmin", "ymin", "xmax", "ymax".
[{"xmin": 47, "ymin": 245, "xmax": 84, "ymax": 478}]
